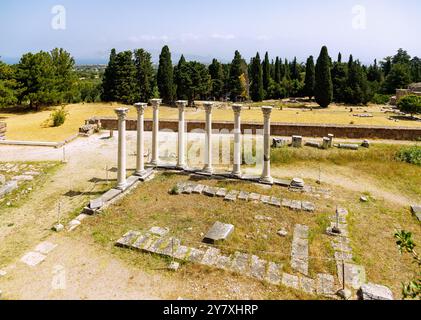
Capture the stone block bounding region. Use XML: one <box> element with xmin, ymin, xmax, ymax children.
<box><xmin>216</xmin><ymin>188</ymin><xmax>227</xmax><ymax>198</ymax></box>
<box><xmin>230</xmin><ymin>252</ymin><xmax>251</xmax><ymax>275</ymax></box>
<box><xmin>317</xmin><ymin>274</ymin><xmax>335</xmax><ymax>296</ymax></box>
<box><xmin>249</xmin><ymin>193</ymin><xmax>261</xmax><ymax>202</ymax></box>
<box><xmin>282</xmin><ymin>273</ymin><xmax>299</xmax><ymax>289</ymax></box>
<box><xmin>203</xmin><ymin>186</ymin><xmax>217</xmax><ymax>197</ymax></box>
<box><xmin>192</xmin><ymin>184</ymin><xmax>205</xmax><ymax>194</ymax></box>
<box><xmin>20</xmin><ymin>252</ymin><xmax>46</xmax><ymax>267</ymax></box>
<box><xmin>89</xmin><ymin>197</ymin><xmax>104</xmax><ymax>210</ymax></box>
<box><xmin>35</xmin><ymin>242</ymin><xmax>57</xmax><ymax>255</ymax></box>
<box><xmin>224</xmin><ymin>190</ymin><xmax>239</xmax><ymax>202</ymax></box>
<box><xmin>300</xmin><ymin>276</ymin><xmax>316</xmax><ymax>295</ymax></box>
<box><xmin>358</xmin><ymin>283</ymin><xmax>394</xmax><ymax>300</ymax></box>
<box><xmin>337</xmin><ymin>263</ymin><xmax>366</xmax><ymax>290</ymax></box>
<box><xmin>266</xmin><ymin>262</ymin><xmax>282</xmax><ymax>285</ymax></box>
<box><xmin>260</xmin><ymin>195</ymin><xmax>271</xmax><ymax>204</ymax></box>
<box><xmin>201</xmin><ymin>247</ymin><xmax>221</xmax><ymax>266</ymax></box>
<box><xmin>116</xmin><ymin>231</ymin><xmax>142</xmax><ymax>248</ymax></box>
<box><xmin>149</xmin><ymin>226</ymin><xmax>169</xmax><ymax>237</ymax></box>
<box><xmin>187</xmin><ymin>248</ymin><xmax>205</xmax><ymax>263</ymax></box>
<box><xmin>292</xmin><ymin>136</ymin><xmax>303</xmax><ymax>148</ymax></box>
<box><xmin>215</xmin><ymin>255</ymin><xmax>233</xmax><ymax>270</ymax></box>
<box><xmin>0</xmin><ymin>180</ymin><xmax>18</xmax><ymax>198</ymax></box>
<box><xmin>250</xmin><ymin>255</ymin><xmax>267</xmax><ymax>281</ymax></box>
<box><xmin>172</xmin><ymin>245</ymin><xmax>189</xmax><ymax>260</ymax></box>
<box><xmin>203</xmin><ymin>222</ymin><xmax>234</xmax><ymax>244</ymax></box>
<box><xmin>302</xmin><ymin>201</ymin><xmax>315</xmax><ymax>212</ymax></box>
<box><xmin>67</xmin><ymin>219</ymin><xmax>81</xmax><ymax>232</ymax></box>
<box><xmin>270</xmin><ymin>196</ymin><xmax>281</xmax><ymax>207</ymax></box>
<box><xmin>238</xmin><ymin>191</ymin><xmax>250</xmax><ymax>201</ymax></box>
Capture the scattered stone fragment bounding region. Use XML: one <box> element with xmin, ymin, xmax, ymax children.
<box><xmin>0</xmin><ymin>181</ymin><xmax>18</xmax><ymax>198</ymax></box>
<box><xmin>290</xmin><ymin>178</ymin><xmax>305</xmax><ymax>189</ymax></box>
<box><xmin>203</xmin><ymin>221</ymin><xmax>234</xmax><ymax>244</ymax></box>
<box><xmin>201</xmin><ymin>247</ymin><xmax>221</xmax><ymax>266</ymax></box>
<box><xmin>358</xmin><ymin>283</ymin><xmax>394</xmax><ymax>300</ymax></box>
<box><xmin>277</xmin><ymin>228</ymin><xmax>288</xmax><ymax>237</ymax></box>
<box><xmin>53</xmin><ymin>224</ymin><xmax>64</xmax><ymax>232</ymax></box>
<box><xmin>20</xmin><ymin>251</ymin><xmax>46</xmax><ymax>267</ymax></box>
<box><xmin>255</xmin><ymin>215</ymin><xmax>273</xmax><ymax>221</ymax></box>
<box><xmin>282</xmin><ymin>273</ymin><xmax>299</xmax><ymax>289</ymax></box>
<box><xmin>168</xmin><ymin>261</ymin><xmax>180</xmax><ymax>271</ymax></box>
<box><xmin>360</xmin><ymin>195</ymin><xmax>369</xmax><ymax>203</ymax></box>
<box><xmin>317</xmin><ymin>274</ymin><xmax>335</xmax><ymax>296</ymax></box>
<box><xmin>149</xmin><ymin>226</ymin><xmax>170</xmax><ymax>237</ymax></box>
<box><xmin>12</xmin><ymin>175</ymin><xmax>34</xmax><ymax>182</ymax></box>
<box><xmin>67</xmin><ymin>219</ymin><xmax>81</xmax><ymax>232</ymax></box>
<box><xmin>337</xmin><ymin>288</ymin><xmax>352</xmax><ymax>300</ymax></box>
<box><xmin>411</xmin><ymin>205</ymin><xmax>421</xmax><ymax>222</ymax></box>
<box><xmin>35</xmin><ymin>242</ymin><xmax>57</xmax><ymax>255</ymax></box>
<box><xmin>0</xmin><ymin>270</ymin><xmax>7</xmax><ymax>277</ymax></box>
<box><xmin>361</xmin><ymin>140</ymin><xmax>370</xmax><ymax>148</ymax></box>
<box><xmin>292</xmin><ymin>135</ymin><xmax>303</xmax><ymax>148</ymax></box>
<box><xmin>272</xmin><ymin>138</ymin><xmax>287</xmax><ymax>148</ymax></box>
<box><xmin>116</xmin><ymin>231</ymin><xmax>142</xmax><ymax>248</ymax></box>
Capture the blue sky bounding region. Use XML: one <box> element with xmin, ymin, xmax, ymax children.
<box><xmin>0</xmin><ymin>0</ymin><xmax>420</xmax><ymax>64</ymax></box>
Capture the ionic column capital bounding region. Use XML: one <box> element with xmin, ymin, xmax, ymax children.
<box><xmin>150</xmin><ymin>98</ymin><xmax>162</xmax><ymax>110</ymax></box>
<box><xmin>232</xmin><ymin>104</ymin><xmax>243</xmax><ymax>115</ymax></box>
<box><xmin>134</xmin><ymin>102</ymin><xmax>147</xmax><ymax>115</ymax></box>
<box><xmin>204</xmin><ymin>102</ymin><xmax>214</xmax><ymax>114</ymax></box>
<box><xmin>176</xmin><ymin>100</ymin><xmax>188</xmax><ymax>111</ymax></box>
<box><xmin>114</xmin><ymin>107</ymin><xmax>129</xmax><ymax>120</ymax></box>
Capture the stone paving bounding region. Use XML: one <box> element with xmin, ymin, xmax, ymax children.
<box><xmin>172</xmin><ymin>182</ymin><xmax>316</xmax><ymax>213</ymax></box>
<box><xmin>116</xmin><ymin>228</ymin><xmax>336</xmax><ymax>298</ymax></box>
<box><xmin>291</xmin><ymin>224</ymin><xmax>309</xmax><ymax>276</ymax></box>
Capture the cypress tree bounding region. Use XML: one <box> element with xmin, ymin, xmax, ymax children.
<box><xmin>274</xmin><ymin>57</ymin><xmax>281</xmax><ymax>84</ymax></box>
<box><xmin>174</xmin><ymin>55</ymin><xmax>188</xmax><ymax>100</ymax></box>
<box><xmin>331</xmin><ymin>53</ymin><xmax>348</xmax><ymax>102</ymax></box>
<box><xmin>250</xmin><ymin>53</ymin><xmax>264</xmax><ymax>102</ymax></box>
<box><xmin>157</xmin><ymin>45</ymin><xmax>174</xmax><ymax>104</ymax></box>
<box><xmin>229</xmin><ymin>50</ymin><xmax>244</xmax><ymax>102</ymax></box>
<box><xmin>134</xmin><ymin>49</ymin><xmax>155</xmax><ymax>103</ymax></box>
<box><xmin>113</xmin><ymin>50</ymin><xmax>137</xmax><ymax>105</ymax></box>
<box><xmin>208</xmin><ymin>58</ymin><xmax>225</xmax><ymax>100</ymax></box>
<box><xmin>303</xmin><ymin>56</ymin><xmax>315</xmax><ymax>99</ymax></box>
<box><xmin>262</xmin><ymin>52</ymin><xmax>271</xmax><ymax>94</ymax></box>
<box><xmin>284</xmin><ymin>58</ymin><xmax>290</xmax><ymax>80</ymax></box>
<box><xmin>315</xmin><ymin>46</ymin><xmax>333</xmax><ymax>108</ymax></box>
<box><xmin>101</xmin><ymin>48</ymin><xmax>117</xmax><ymax>101</ymax></box>
<box><xmin>291</xmin><ymin>57</ymin><xmax>301</xmax><ymax>80</ymax></box>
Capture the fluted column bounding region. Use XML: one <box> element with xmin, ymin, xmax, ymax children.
<box><xmin>203</xmin><ymin>102</ymin><xmax>214</xmax><ymax>174</ymax></box>
<box><xmin>134</xmin><ymin>103</ymin><xmax>147</xmax><ymax>175</ymax></box>
<box><xmin>176</xmin><ymin>100</ymin><xmax>188</xmax><ymax>169</ymax></box>
<box><xmin>232</xmin><ymin>104</ymin><xmax>242</xmax><ymax>177</ymax></box>
<box><xmin>114</xmin><ymin>107</ymin><xmax>129</xmax><ymax>190</ymax></box>
<box><xmin>150</xmin><ymin>98</ymin><xmax>162</xmax><ymax>166</ymax></box>
<box><xmin>260</xmin><ymin>106</ymin><xmax>274</xmax><ymax>184</ymax></box>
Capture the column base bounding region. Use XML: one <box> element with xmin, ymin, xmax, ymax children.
<box><xmin>231</xmin><ymin>171</ymin><xmax>242</xmax><ymax>179</ymax></box>
<box><xmin>202</xmin><ymin>166</ymin><xmax>214</xmax><ymax>175</ymax></box>
<box><xmin>149</xmin><ymin>161</ymin><xmax>158</xmax><ymax>167</ymax></box>
<box><xmin>134</xmin><ymin>170</ymin><xmax>147</xmax><ymax>177</ymax></box>
<box><xmin>259</xmin><ymin>176</ymin><xmax>274</xmax><ymax>185</ymax></box>
<box><xmin>116</xmin><ymin>182</ymin><xmax>128</xmax><ymax>191</ymax></box>
<box><xmin>175</xmin><ymin>164</ymin><xmax>187</xmax><ymax>171</ymax></box>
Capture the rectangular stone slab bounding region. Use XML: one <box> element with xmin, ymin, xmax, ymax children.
<box><xmin>337</xmin><ymin>263</ymin><xmax>366</xmax><ymax>290</ymax></box>
<box><xmin>317</xmin><ymin>274</ymin><xmax>335</xmax><ymax>296</ymax></box>
<box><xmin>215</xmin><ymin>255</ymin><xmax>233</xmax><ymax>270</ymax></box>
<box><xmin>193</xmin><ymin>184</ymin><xmax>205</xmax><ymax>194</ymax></box>
<box><xmin>116</xmin><ymin>231</ymin><xmax>142</xmax><ymax>248</ymax></box>
<box><xmin>266</xmin><ymin>262</ymin><xmax>282</xmax><ymax>285</ymax></box>
<box><xmin>187</xmin><ymin>248</ymin><xmax>205</xmax><ymax>263</ymax></box>
<box><xmin>20</xmin><ymin>251</ymin><xmax>46</xmax><ymax>267</ymax></box>
<box><xmin>132</xmin><ymin>233</ymin><xmax>156</xmax><ymax>251</ymax></box>
<box><xmin>172</xmin><ymin>245</ymin><xmax>189</xmax><ymax>260</ymax></box>
<box><xmin>158</xmin><ymin>238</ymin><xmax>181</xmax><ymax>256</ymax></box>
<box><xmin>230</xmin><ymin>252</ymin><xmax>250</xmax><ymax>275</ymax></box>
<box><xmin>282</xmin><ymin>273</ymin><xmax>299</xmax><ymax>289</ymax></box>
<box><xmin>260</xmin><ymin>195</ymin><xmax>271</xmax><ymax>204</ymax></box>
<box><xmin>203</xmin><ymin>222</ymin><xmax>234</xmax><ymax>244</ymax></box>
<box><xmin>89</xmin><ymin>197</ymin><xmax>104</xmax><ymax>210</ymax></box>
<box><xmin>358</xmin><ymin>283</ymin><xmax>394</xmax><ymax>300</ymax></box>
<box><xmin>35</xmin><ymin>241</ymin><xmax>57</xmax><ymax>255</ymax></box>
<box><xmin>250</xmin><ymin>255</ymin><xmax>267</xmax><ymax>281</ymax></box>
<box><xmin>300</xmin><ymin>276</ymin><xmax>316</xmax><ymax>295</ymax></box>
<box><xmin>149</xmin><ymin>226</ymin><xmax>169</xmax><ymax>237</ymax></box>
<box><xmin>249</xmin><ymin>193</ymin><xmax>261</xmax><ymax>202</ymax></box>
<box><xmin>203</xmin><ymin>186</ymin><xmax>217</xmax><ymax>197</ymax></box>
<box><xmin>238</xmin><ymin>191</ymin><xmax>250</xmax><ymax>201</ymax></box>
<box><xmin>224</xmin><ymin>190</ymin><xmax>239</xmax><ymax>202</ymax></box>
<box><xmin>216</xmin><ymin>188</ymin><xmax>227</xmax><ymax>198</ymax></box>
<box><xmin>101</xmin><ymin>188</ymin><xmax>122</xmax><ymax>203</ymax></box>
<box><xmin>302</xmin><ymin>201</ymin><xmax>316</xmax><ymax>212</ymax></box>
<box><xmin>270</xmin><ymin>197</ymin><xmax>281</xmax><ymax>207</ymax></box>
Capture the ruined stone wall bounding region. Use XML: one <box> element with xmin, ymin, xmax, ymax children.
<box><xmin>91</xmin><ymin>117</ymin><xmax>421</xmax><ymax>141</ymax></box>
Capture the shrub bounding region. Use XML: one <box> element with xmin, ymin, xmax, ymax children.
<box><xmin>396</xmin><ymin>146</ymin><xmax>421</xmax><ymax>166</ymax></box>
<box><xmin>371</xmin><ymin>93</ymin><xmax>391</xmax><ymax>105</ymax></box>
<box><xmin>50</xmin><ymin>106</ymin><xmax>69</xmax><ymax>127</ymax></box>
<box><xmin>398</xmin><ymin>95</ymin><xmax>421</xmax><ymax>116</ymax></box>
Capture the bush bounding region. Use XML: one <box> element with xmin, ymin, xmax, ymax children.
<box><xmin>396</xmin><ymin>146</ymin><xmax>421</xmax><ymax>166</ymax></box>
<box><xmin>371</xmin><ymin>93</ymin><xmax>391</xmax><ymax>105</ymax></box>
<box><xmin>50</xmin><ymin>106</ymin><xmax>69</xmax><ymax>127</ymax></box>
<box><xmin>398</xmin><ymin>95</ymin><xmax>421</xmax><ymax>116</ymax></box>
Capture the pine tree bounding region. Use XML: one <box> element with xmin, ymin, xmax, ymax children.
<box><xmin>229</xmin><ymin>50</ymin><xmax>244</xmax><ymax>102</ymax></box>
<box><xmin>134</xmin><ymin>49</ymin><xmax>155</xmax><ymax>103</ymax></box>
<box><xmin>303</xmin><ymin>56</ymin><xmax>315</xmax><ymax>99</ymax></box>
<box><xmin>262</xmin><ymin>52</ymin><xmax>271</xmax><ymax>95</ymax></box>
<box><xmin>157</xmin><ymin>45</ymin><xmax>174</xmax><ymax>104</ymax></box>
<box><xmin>101</xmin><ymin>48</ymin><xmax>117</xmax><ymax>102</ymax></box>
<box><xmin>314</xmin><ymin>46</ymin><xmax>333</xmax><ymax>108</ymax></box>
<box><xmin>250</xmin><ymin>53</ymin><xmax>264</xmax><ymax>102</ymax></box>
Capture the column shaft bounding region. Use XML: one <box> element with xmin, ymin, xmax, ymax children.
<box><xmin>203</xmin><ymin>103</ymin><xmax>214</xmax><ymax>173</ymax></box>
<box><xmin>115</xmin><ymin>108</ymin><xmax>129</xmax><ymax>190</ymax></box>
<box><xmin>232</xmin><ymin>104</ymin><xmax>242</xmax><ymax>177</ymax></box>
<box><xmin>260</xmin><ymin>106</ymin><xmax>273</xmax><ymax>184</ymax></box>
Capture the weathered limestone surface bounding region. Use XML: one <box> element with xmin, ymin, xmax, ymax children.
<box><xmin>358</xmin><ymin>283</ymin><xmax>394</xmax><ymax>300</ymax></box>
<box><xmin>282</xmin><ymin>273</ymin><xmax>299</xmax><ymax>289</ymax></box>
<box><xmin>317</xmin><ymin>273</ymin><xmax>335</xmax><ymax>296</ymax></box>
<box><xmin>35</xmin><ymin>242</ymin><xmax>57</xmax><ymax>255</ymax></box>
<box><xmin>291</xmin><ymin>224</ymin><xmax>309</xmax><ymax>275</ymax></box>
<box><xmin>20</xmin><ymin>252</ymin><xmax>46</xmax><ymax>267</ymax></box>
<box><xmin>116</xmin><ymin>231</ymin><xmax>142</xmax><ymax>247</ymax></box>
<box><xmin>203</xmin><ymin>222</ymin><xmax>234</xmax><ymax>244</ymax></box>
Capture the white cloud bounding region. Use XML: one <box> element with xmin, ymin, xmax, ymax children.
<box><xmin>211</xmin><ymin>33</ymin><xmax>236</xmax><ymax>40</ymax></box>
<box><xmin>128</xmin><ymin>35</ymin><xmax>169</xmax><ymax>43</ymax></box>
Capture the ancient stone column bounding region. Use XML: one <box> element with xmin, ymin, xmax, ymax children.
<box><xmin>134</xmin><ymin>103</ymin><xmax>147</xmax><ymax>175</ymax></box>
<box><xmin>232</xmin><ymin>104</ymin><xmax>243</xmax><ymax>177</ymax></box>
<box><xmin>176</xmin><ymin>100</ymin><xmax>188</xmax><ymax>169</ymax></box>
<box><xmin>260</xmin><ymin>106</ymin><xmax>274</xmax><ymax>184</ymax></box>
<box><xmin>114</xmin><ymin>107</ymin><xmax>129</xmax><ymax>190</ymax></box>
<box><xmin>150</xmin><ymin>99</ymin><xmax>162</xmax><ymax>166</ymax></box>
<box><xmin>203</xmin><ymin>102</ymin><xmax>214</xmax><ymax>174</ymax></box>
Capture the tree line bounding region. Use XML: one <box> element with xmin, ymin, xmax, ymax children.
<box><xmin>1</xmin><ymin>46</ymin><xmax>421</xmax><ymax>110</ymax></box>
